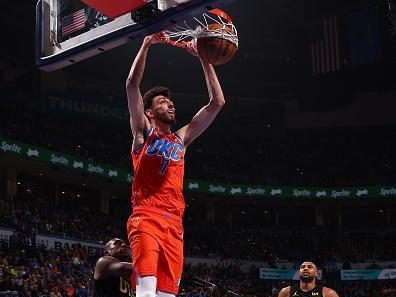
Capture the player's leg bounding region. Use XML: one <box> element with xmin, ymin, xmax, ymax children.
<box><xmin>127</xmin><ymin>216</ymin><xmax>160</xmax><ymax>297</ymax></box>
<box><xmin>137</xmin><ymin>275</ymin><xmax>157</xmax><ymax>297</ymax></box>
<box><xmin>130</xmin><ymin>232</ymin><xmax>159</xmax><ymax>297</ymax></box>
<box><xmin>156</xmin><ymin>221</ymin><xmax>184</xmax><ymax>296</ymax></box>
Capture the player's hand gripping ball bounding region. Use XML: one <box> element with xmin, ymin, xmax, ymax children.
<box><xmin>196</xmin><ymin>23</ymin><xmax>238</xmax><ymax>65</ymax></box>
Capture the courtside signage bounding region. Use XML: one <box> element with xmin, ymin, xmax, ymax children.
<box><xmin>35</xmin><ymin>234</ymin><xmax>103</xmax><ymax>256</ymax></box>
<box><xmin>341</xmin><ymin>269</ymin><xmax>396</xmax><ymax>280</ymax></box>
<box><xmin>0</xmin><ymin>228</ymin><xmax>14</xmax><ymax>242</ymax></box>
<box><xmin>259</xmin><ymin>268</ymin><xmax>322</xmax><ymax>280</ymax></box>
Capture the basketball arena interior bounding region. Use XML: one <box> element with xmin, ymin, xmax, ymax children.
<box><xmin>1</xmin><ymin>0</ymin><xmax>396</xmax><ymax>296</ymax></box>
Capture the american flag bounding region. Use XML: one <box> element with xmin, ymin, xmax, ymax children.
<box><xmin>62</xmin><ymin>8</ymin><xmax>86</xmax><ymax>38</ymax></box>
<box><xmin>310</xmin><ymin>17</ymin><xmax>341</xmax><ymax>76</ymax></box>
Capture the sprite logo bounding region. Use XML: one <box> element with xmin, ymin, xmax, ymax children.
<box><xmin>271</xmin><ymin>189</ymin><xmax>282</xmax><ymax>196</ymax></box>
<box><xmin>293</xmin><ymin>189</ymin><xmax>311</xmax><ymax>197</ymax></box>
<box><xmin>230</xmin><ymin>187</ymin><xmax>242</xmax><ymax>195</ymax></box>
<box><xmin>27</xmin><ymin>148</ymin><xmax>39</xmax><ymax>157</ymax></box>
<box><xmin>380</xmin><ymin>188</ymin><xmax>396</xmax><ymax>196</ymax></box>
<box><xmin>50</xmin><ymin>154</ymin><xmax>69</xmax><ymax>165</ymax></box>
<box><xmin>356</xmin><ymin>189</ymin><xmax>368</xmax><ymax>197</ymax></box>
<box><xmin>188</xmin><ymin>182</ymin><xmax>199</xmax><ymax>190</ymax></box>
<box><xmin>209</xmin><ymin>185</ymin><xmax>226</xmax><ymax>193</ymax></box>
<box><xmin>331</xmin><ymin>190</ymin><xmax>351</xmax><ymax>198</ymax></box>
<box><xmin>73</xmin><ymin>161</ymin><xmax>84</xmax><ymax>169</ymax></box>
<box><xmin>1</xmin><ymin>141</ymin><xmax>22</xmax><ymax>154</ymax></box>
<box><xmin>87</xmin><ymin>164</ymin><xmax>105</xmax><ymax>174</ymax></box>
<box><xmin>246</xmin><ymin>187</ymin><xmax>266</xmax><ymax>196</ymax></box>
<box><xmin>108</xmin><ymin>170</ymin><xmax>118</xmax><ymax>177</ymax></box>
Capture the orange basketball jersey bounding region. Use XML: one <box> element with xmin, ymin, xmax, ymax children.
<box><xmin>131</xmin><ymin>127</ymin><xmax>185</xmax><ymax>218</ymax></box>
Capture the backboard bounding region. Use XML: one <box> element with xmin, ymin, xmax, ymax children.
<box><xmin>36</xmin><ymin>0</ymin><xmax>235</xmax><ymax>71</ymax></box>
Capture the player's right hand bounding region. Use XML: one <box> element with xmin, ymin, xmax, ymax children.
<box><xmin>144</xmin><ymin>32</ymin><xmax>170</xmax><ymax>45</ymax></box>
<box><xmin>143</xmin><ymin>34</ymin><xmax>161</xmax><ymax>45</ymax></box>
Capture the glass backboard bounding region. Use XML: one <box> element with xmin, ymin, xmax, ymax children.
<box><xmin>36</xmin><ymin>0</ymin><xmax>234</xmax><ymax>71</ymax></box>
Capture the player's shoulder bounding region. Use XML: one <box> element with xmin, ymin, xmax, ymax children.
<box><xmin>96</xmin><ymin>256</ymin><xmax>119</xmax><ymax>267</ymax></box>
<box><xmin>278</xmin><ymin>286</ymin><xmax>291</xmax><ymax>297</ymax></box>
<box><xmin>323</xmin><ymin>287</ymin><xmax>339</xmax><ymax>297</ymax></box>
<box><xmin>94</xmin><ymin>256</ymin><xmax>119</xmax><ymax>280</ymax></box>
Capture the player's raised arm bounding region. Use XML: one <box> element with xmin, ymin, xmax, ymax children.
<box><xmin>177</xmin><ymin>42</ymin><xmax>225</xmax><ymax>147</ymax></box>
<box><xmin>125</xmin><ymin>36</ymin><xmax>156</xmax><ymax>150</ymax></box>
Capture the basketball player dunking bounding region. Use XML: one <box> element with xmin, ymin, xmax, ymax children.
<box><xmin>278</xmin><ymin>261</ymin><xmax>339</xmax><ymax>297</ymax></box>
<box><xmin>125</xmin><ymin>34</ymin><xmax>225</xmax><ymax>297</ymax></box>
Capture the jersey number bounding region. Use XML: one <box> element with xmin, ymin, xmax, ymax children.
<box><xmin>160</xmin><ymin>158</ymin><xmax>170</xmax><ymax>175</ymax></box>
<box><xmin>119</xmin><ymin>278</ymin><xmax>134</xmax><ymax>297</ymax></box>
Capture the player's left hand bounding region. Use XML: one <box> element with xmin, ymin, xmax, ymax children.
<box><xmin>143</xmin><ymin>34</ymin><xmax>159</xmax><ymax>46</ymax></box>
<box><xmin>186</xmin><ymin>39</ymin><xmax>199</xmax><ymax>57</ymax></box>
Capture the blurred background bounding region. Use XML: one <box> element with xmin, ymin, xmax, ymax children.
<box><xmin>1</xmin><ymin>0</ymin><xmax>396</xmax><ymax>296</ymax></box>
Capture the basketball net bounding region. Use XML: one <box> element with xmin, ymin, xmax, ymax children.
<box><xmin>155</xmin><ymin>8</ymin><xmax>238</xmax><ymax>49</ymax></box>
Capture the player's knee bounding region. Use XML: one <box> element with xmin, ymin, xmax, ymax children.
<box><xmin>136</xmin><ymin>286</ymin><xmax>156</xmax><ymax>297</ymax></box>
<box><xmin>136</xmin><ymin>276</ymin><xmax>157</xmax><ymax>297</ymax></box>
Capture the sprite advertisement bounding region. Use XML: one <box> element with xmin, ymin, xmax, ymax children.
<box><xmin>2</xmin><ymin>137</ymin><xmax>396</xmax><ymax>198</ymax></box>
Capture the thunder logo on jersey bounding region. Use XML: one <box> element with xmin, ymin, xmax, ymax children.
<box><xmin>146</xmin><ymin>136</ymin><xmax>183</xmax><ymax>161</ymax></box>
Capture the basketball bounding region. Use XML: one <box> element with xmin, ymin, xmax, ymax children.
<box><xmin>197</xmin><ymin>23</ymin><xmax>238</xmax><ymax>65</ymax></box>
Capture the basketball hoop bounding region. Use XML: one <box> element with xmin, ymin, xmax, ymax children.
<box><xmin>155</xmin><ymin>8</ymin><xmax>238</xmax><ymax>49</ymax></box>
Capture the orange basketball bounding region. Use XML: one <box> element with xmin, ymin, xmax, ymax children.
<box><xmin>197</xmin><ymin>23</ymin><xmax>238</xmax><ymax>65</ymax></box>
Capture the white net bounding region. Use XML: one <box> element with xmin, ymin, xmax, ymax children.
<box><xmin>160</xmin><ymin>9</ymin><xmax>238</xmax><ymax>48</ymax></box>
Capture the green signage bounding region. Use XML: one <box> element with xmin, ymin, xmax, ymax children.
<box><xmin>2</xmin><ymin>137</ymin><xmax>396</xmax><ymax>198</ymax></box>
<box><xmin>0</xmin><ymin>137</ymin><xmax>132</xmax><ymax>183</ymax></box>
<box><xmin>185</xmin><ymin>179</ymin><xmax>396</xmax><ymax>198</ymax></box>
